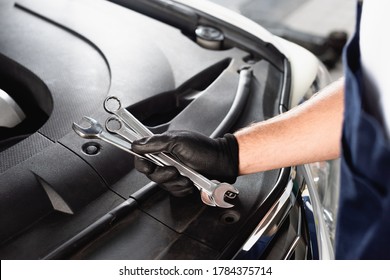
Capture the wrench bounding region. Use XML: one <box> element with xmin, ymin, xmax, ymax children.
<box><xmin>104</xmin><ymin>98</ymin><xmax>239</xmax><ymax>208</ymax></box>
<box><xmin>72</xmin><ymin>116</ymin><xmax>163</xmax><ymax>167</ymax></box>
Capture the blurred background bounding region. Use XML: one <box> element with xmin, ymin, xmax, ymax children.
<box><xmin>209</xmin><ymin>0</ymin><xmax>356</xmax><ymax>81</ymax></box>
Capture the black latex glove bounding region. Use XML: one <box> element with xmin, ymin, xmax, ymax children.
<box><xmin>132</xmin><ymin>130</ymin><xmax>239</xmax><ymax>197</ymax></box>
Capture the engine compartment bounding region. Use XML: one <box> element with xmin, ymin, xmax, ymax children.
<box><xmin>0</xmin><ymin>0</ymin><xmax>291</xmax><ymax>259</ymax></box>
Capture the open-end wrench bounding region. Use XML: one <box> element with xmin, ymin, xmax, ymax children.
<box><xmin>104</xmin><ymin>100</ymin><xmax>239</xmax><ymax>208</ymax></box>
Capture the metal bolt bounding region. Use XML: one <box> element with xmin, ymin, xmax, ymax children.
<box><xmin>82</xmin><ymin>142</ymin><xmax>100</xmax><ymax>155</ymax></box>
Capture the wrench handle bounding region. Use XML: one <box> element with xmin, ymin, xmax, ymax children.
<box><xmin>116</xmin><ymin>108</ymin><xmax>153</xmax><ymax>137</ymax></box>
<box><xmin>98</xmin><ymin>131</ymin><xmax>162</xmax><ymax>166</ymax></box>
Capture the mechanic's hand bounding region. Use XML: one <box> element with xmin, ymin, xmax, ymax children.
<box><xmin>132</xmin><ymin>130</ymin><xmax>239</xmax><ymax>197</ymax></box>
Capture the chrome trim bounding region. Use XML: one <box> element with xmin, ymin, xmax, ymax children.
<box><xmin>284</xmin><ymin>205</ymin><xmax>303</xmax><ymax>260</ymax></box>
<box><xmin>284</xmin><ymin>237</ymin><xmax>301</xmax><ymax>260</ymax></box>
<box><xmin>240</xmin><ymin>175</ymin><xmax>294</xmax><ymax>252</ymax></box>
<box><xmin>299</xmin><ymin>164</ymin><xmax>334</xmax><ymax>259</ymax></box>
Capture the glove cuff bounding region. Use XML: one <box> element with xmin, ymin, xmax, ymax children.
<box><xmin>221</xmin><ymin>133</ymin><xmax>239</xmax><ymax>183</ymax></box>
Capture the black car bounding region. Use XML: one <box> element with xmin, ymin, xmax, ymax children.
<box><xmin>0</xmin><ymin>0</ymin><xmax>336</xmax><ymax>259</ymax></box>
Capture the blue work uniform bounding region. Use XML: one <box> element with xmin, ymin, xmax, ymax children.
<box><xmin>336</xmin><ymin>1</ymin><xmax>390</xmax><ymax>259</ymax></box>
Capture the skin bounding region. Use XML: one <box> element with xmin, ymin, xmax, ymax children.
<box><xmin>235</xmin><ymin>78</ymin><xmax>345</xmax><ymax>175</ymax></box>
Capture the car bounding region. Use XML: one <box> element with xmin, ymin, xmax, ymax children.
<box><xmin>0</xmin><ymin>0</ymin><xmax>337</xmax><ymax>259</ymax></box>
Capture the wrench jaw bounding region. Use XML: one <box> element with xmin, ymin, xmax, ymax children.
<box><xmin>198</xmin><ymin>182</ymin><xmax>239</xmax><ymax>208</ymax></box>
<box><xmin>72</xmin><ymin>116</ymin><xmax>103</xmax><ymax>138</ymax></box>
<box><xmin>211</xmin><ymin>182</ymin><xmax>239</xmax><ymax>209</ymax></box>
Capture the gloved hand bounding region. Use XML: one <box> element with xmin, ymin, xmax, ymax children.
<box><xmin>132</xmin><ymin>130</ymin><xmax>239</xmax><ymax>197</ymax></box>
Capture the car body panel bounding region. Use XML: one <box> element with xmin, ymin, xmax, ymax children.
<box><xmin>0</xmin><ymin>0</ymin><xmax>327</xmax><ymax>259</ymax></box>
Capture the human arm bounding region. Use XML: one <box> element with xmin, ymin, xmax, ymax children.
<box><xmin>132</xmin><ymin>79</ymin><xmax>344</xmax><ymax>195</ymax></box>
<box><xmin>236</xmin><ymin>78</ymin><xmax>344</xmax><ymax>174</ymax></box>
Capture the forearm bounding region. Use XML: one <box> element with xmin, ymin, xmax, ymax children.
<box><xmin>235</xmin><ymin>78</ymin><xmax>344</xmax><ymax>175</ymax></box>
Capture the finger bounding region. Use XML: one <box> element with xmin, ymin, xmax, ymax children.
<box><xmin>143</xmin><ymin>165</ymin><xmax>194</xmax><ymax>197</ymax></box>
<box><xmin>147</xmin><ymin>165</ymin><xmax>181</xmax><ymax>184</ymax></box>
<box><xmin>162</xmin><ymin>176</ymin><xmax>194</xmax><ymax>197</ymax></box>
<box><xmin>134</xmin><ymin>157</ymin><xmax>157</xmax><ymax>175</ymax></box>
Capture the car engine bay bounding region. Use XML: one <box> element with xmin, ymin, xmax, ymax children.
<box><xmin>0</xmin><ymin>0</ymin><xmax>309</xmax><ymax>259</ymax></box>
